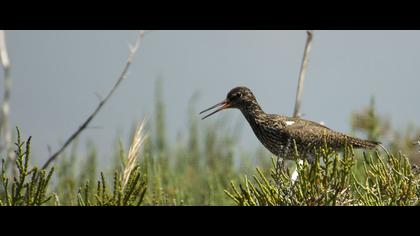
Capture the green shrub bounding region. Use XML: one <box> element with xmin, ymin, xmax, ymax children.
<box><xmin>77</xmin><ymin>167</ymin><xmax>147</xmax><ymax>206</ymax></box>
<box><xmin>225</xmin><ymin>145</ymin><xmax>419</xmax><ymax>206</ymax></box>
<box><xmin>0</xmin><ymin>127</ymin><xmax>54</xmax><ymax>206</ymax></box>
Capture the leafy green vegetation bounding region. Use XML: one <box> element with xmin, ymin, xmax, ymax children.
<box><xmin>225</xmin><ymin>146</ymin><xmax>419</xmax><ymax>206</ymax></box>
<box><xmin>0</xmin><ymin>128</ymin><xmax>54</xmax><ymax>206</ymax></box>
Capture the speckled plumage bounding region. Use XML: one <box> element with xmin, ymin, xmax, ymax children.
<box><xmin>201</xmin><ymin>86</ymin><xmax>380</xmax><ymax>161</ymax></box>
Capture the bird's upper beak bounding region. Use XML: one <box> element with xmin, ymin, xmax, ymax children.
<box><xmin>200</xmin><ymin>99</ymin><xmax>231</xmax><ymax>120</ymax></box>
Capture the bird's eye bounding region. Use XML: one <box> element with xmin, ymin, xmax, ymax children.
<box><xmin>233</xmin><ymin>93</ymin><xmax>241</xmax><ymax>100</ymax></box>
<box><xmin>228</xmin><ymin>92</ymin><xmax>243</xmax><ymax>101</ymax></box>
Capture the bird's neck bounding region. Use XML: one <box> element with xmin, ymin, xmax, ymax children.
<box><xmin>240</xmin><ymin>101</ymin><xmax>266</xmax><ymax>125</ymax></box>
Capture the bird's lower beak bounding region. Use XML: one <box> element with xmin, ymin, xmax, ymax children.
<box><xmin>200</xmin><ymin>99</ymin><xmax>231</xmax><ymax>120</ymax></box>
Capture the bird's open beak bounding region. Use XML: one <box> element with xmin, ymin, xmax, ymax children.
<box><xmin>200</xmin><ymin>99</ymin><xmax>231</xmax><ymax>120</ymax></box>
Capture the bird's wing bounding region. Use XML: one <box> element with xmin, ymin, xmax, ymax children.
<box><xmin>287</xmin><ymin>118</ymin><xmax>332</xmax><ymax>130</ymax></box>
<box><xmin>265</xmin><ymin>115</ymin><xmax>379</xmax><ymax>150</ymax></box>
<box><xmin>266</xmin><ymin>115</ymin><xmax>332</xmax><ymax>132</ymax></box>
<box><xmin>271</xmin><ymin>116</ymin><xmax>335</xmax><ymax>147</ymax></box>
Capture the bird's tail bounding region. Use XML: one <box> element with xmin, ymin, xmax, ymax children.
<box><xmin>345</xmin><ymin>136</ymin><xmax>381</xmax><ymax>149</ymax></box>
<box><xmin>344</xmin><ymin>135</ymin><xmax>393</xmax><ymax>156</ymax></box>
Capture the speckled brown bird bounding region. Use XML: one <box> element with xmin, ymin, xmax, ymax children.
<box><xmin>200</xmin><ymin>86</ymin><xmax>380</xmax><ymax>162</ymax></box>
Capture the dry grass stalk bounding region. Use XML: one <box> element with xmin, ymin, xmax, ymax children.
<box><xmin>122</xmin><ymin>119</ymin><xmax>147</xmax><ymax>190</ymax></box>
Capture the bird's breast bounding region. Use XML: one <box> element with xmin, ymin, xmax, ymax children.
<box><xmin>247</xmin><ymin>119</ymin><xmax>292</xmax><ymax>157</ymax></box>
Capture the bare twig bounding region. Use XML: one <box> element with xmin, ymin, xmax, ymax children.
<box><xmin>293</xmin><ymin>30</ymin><xmax>314</xmax><ymax>118</ymax></box>
<box><xmin>121</xmin><ymin>119</ymin><xmax>147</xmax><ymax>190</ymax></box>
<box><xmin>288</xmin><ymin>31</ymin><xmax>314</xmax><ymax>182</ymax></box>
<box><xmin>42</xmin><ymin>30</ymin><xmax>148</xmax><ymax>169</ymax></box>
<box><xmin>0</xmin><ymin>30</ymin><xmax>13</xmax><ymax>162</ymax></box>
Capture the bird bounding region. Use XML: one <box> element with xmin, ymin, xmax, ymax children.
<box><xmin>200</xmin><ymin>86</ymin><xmax>380</xmax><ymax>162</ymax></box>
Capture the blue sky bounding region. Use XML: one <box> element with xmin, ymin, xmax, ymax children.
<box><xmin>3</xmin><ymin>30</ymin><xmax>420</xmax><ymax>165</ymax></box>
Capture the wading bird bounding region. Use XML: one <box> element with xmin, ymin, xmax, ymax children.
<box><xmin>200</xmin><ymin>86</ymin><xmax>380</xmax><ymax>163</ymax></box>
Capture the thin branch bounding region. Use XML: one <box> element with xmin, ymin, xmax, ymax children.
<box><xmin>0</xmin><ymin>30</ymin><xmax>13</xmax><ymax>162</ymax></box>
<box><xmin>293</xmin><ymin>30</ymin><xmax>314</xmax><ymax>118</ymax></box>
<box><xmin>288</xmin><ymin>31</ymin><xmax>314</xmax><ymax>183</ymax></box>
<box><xmin>42</xmin><ymin>30</ymin><xmax>148</xmax><ymax>169</ymax></box>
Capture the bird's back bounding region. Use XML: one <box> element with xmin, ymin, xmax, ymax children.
<box><xmin>247</xmin><ymin>114</ymin><xmax>380</xmax><ymax>160</ymax></box>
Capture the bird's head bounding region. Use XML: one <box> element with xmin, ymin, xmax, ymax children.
<box><xmin>200</xmin><ymin>86</ymin><xmax>256</xmax><ymax>120</ymax></box>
